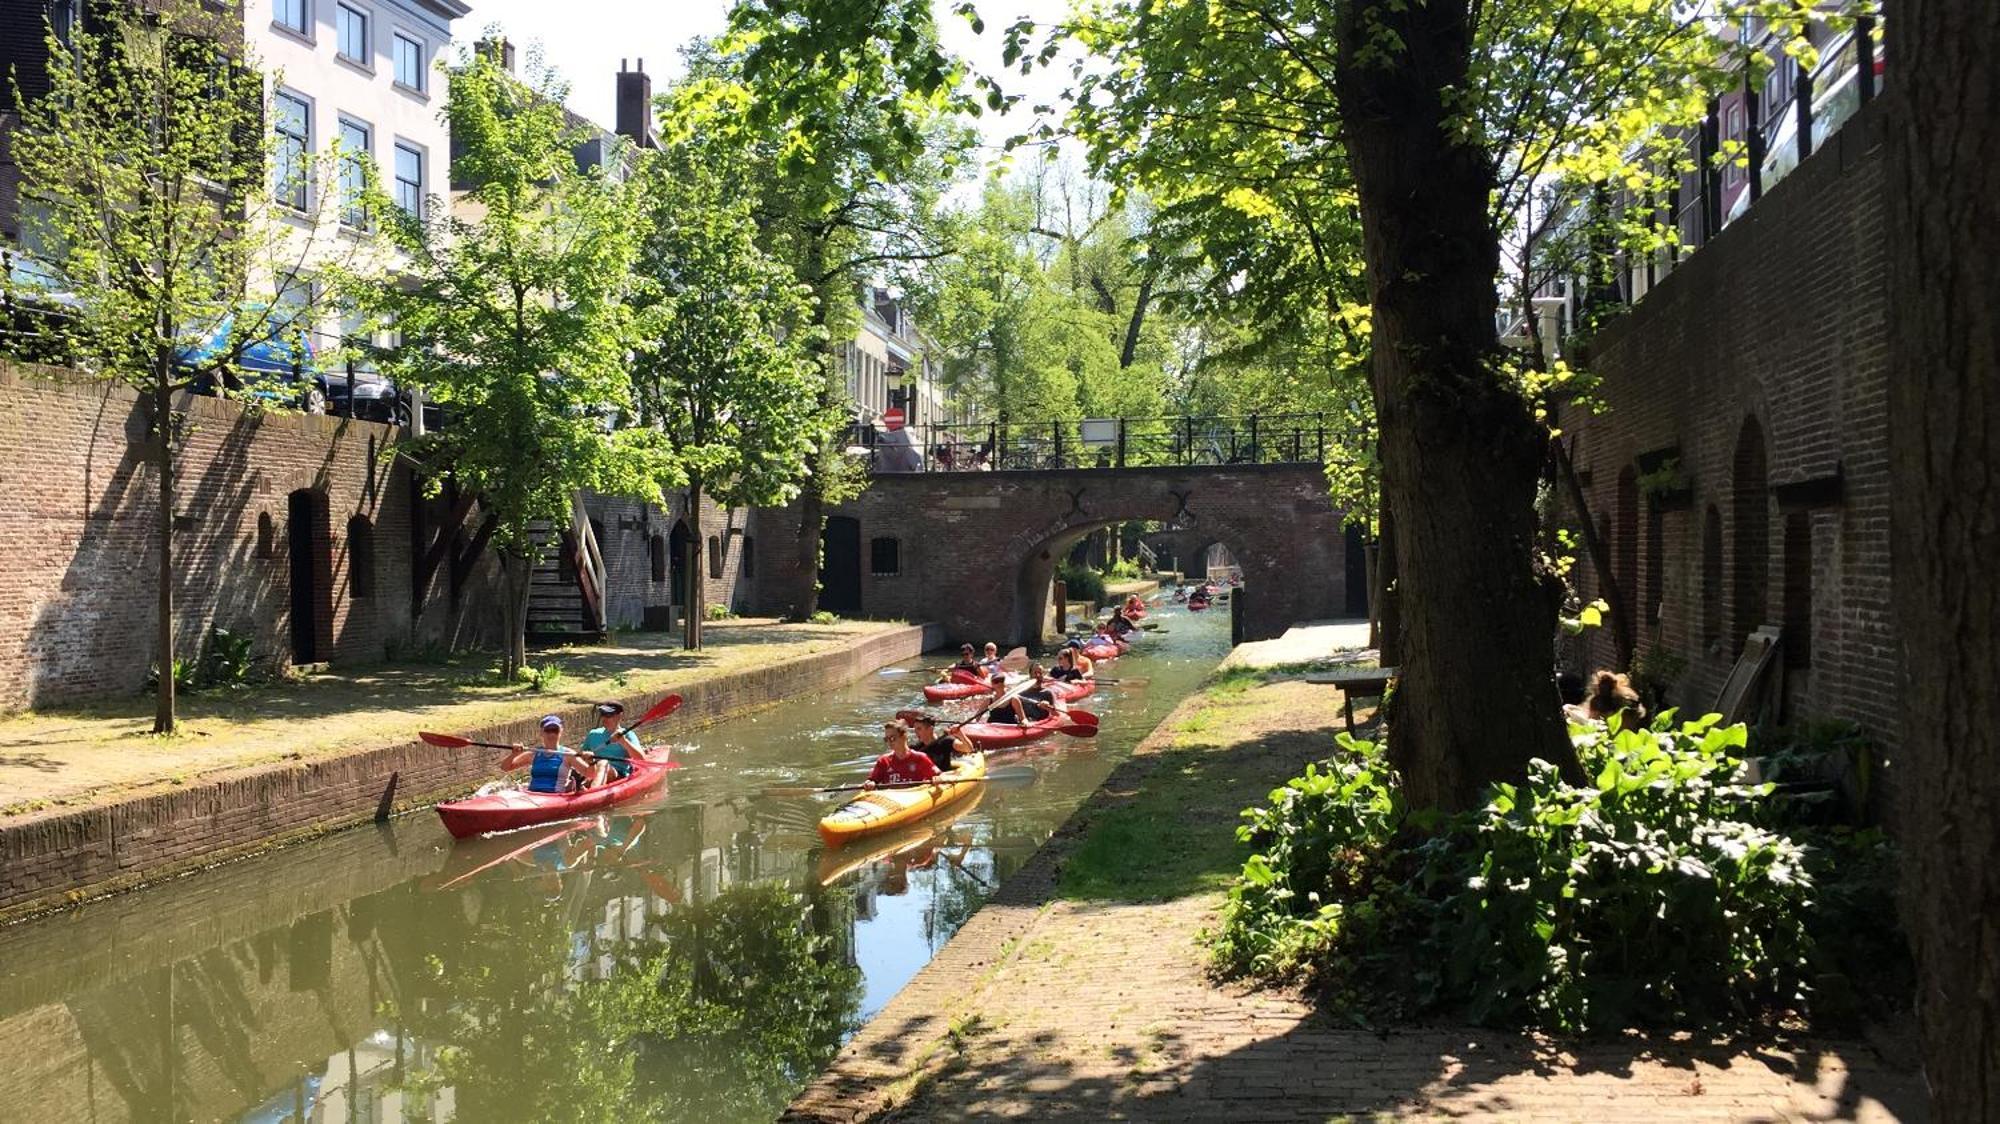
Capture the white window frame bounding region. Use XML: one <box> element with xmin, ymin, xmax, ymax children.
<box><xmin>273</xmin><ymin>89</ymin><xmax>313</xmax><ymax>211</ymax></box>
<box><xmin>392</xmin><ymin>140</ymin><xmax>425</xmax><ymax>218</ymax></box>
<box><xmin>335</xmin><ymin>2</ymin><xmax>370</xmax><ymax>66</ymax></box>
<box><xmin>337</xmin><ymin>116</ymin><xmax>373</xmax><ymax>229</ymax></box>
<box><xmin>392</xmin><ymin>31</ymin><xmax>426</xmax><ymax>92</ymax></box>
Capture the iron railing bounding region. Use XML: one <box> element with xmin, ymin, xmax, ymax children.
<box><xmin>859</xmin><ymin>413</ymin><xmax>1330</xmax><ymax>473</ymax></box>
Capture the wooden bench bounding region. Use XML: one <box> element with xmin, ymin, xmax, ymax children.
<box><xmin>1303</xmin><ymin>666</ymin><xmax>1398</xmax><ymax>734</ymax></box>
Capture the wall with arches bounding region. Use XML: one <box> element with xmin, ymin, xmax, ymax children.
<box><xmin>1559</xmin><ymin>99</ymin><xmax>1896</xmax><ymax>755</ymax></box>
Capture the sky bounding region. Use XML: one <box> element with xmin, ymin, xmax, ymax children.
<box><xmin>450</xmin><ymin>0</ymin><xmax>1079</xmax><ymax>173</ymax></box>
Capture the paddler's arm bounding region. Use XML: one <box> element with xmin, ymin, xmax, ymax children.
<box><xmin>500</xmin><ymin>744</ymin><xmax>533</xmax><ymax>770</ymax></box>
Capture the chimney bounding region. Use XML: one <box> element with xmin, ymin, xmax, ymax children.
<box><xmin>615</xmin><ymin>58</ymin><xmax>658</xmax><ymax>150</ymax></box>
<box><xmin>476</xmin><ymin>37</ymin><xmax>516</xmax><ymax>75</ymax></box>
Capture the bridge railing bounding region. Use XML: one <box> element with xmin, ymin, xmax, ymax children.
<box><xmin>863</xmin><ymin>413</ymin><xmax>1329</xmax><ymax>473</ymax></box>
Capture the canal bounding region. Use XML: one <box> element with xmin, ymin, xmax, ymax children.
<box><xmin>0</xmin><ymin>605</ymin><xmax>1232</xmax><ymax>1123</ymax></box>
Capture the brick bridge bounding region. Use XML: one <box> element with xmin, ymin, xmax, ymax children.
<box><xmin>796</xmin><ymin>463</ymin><xmax>1355</xmax><ymax>646</ymax></box>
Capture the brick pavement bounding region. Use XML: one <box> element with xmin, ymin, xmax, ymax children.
<box><xmin>784</xmin><ymin>678</ymin><xmax>1923</xmax><ymax>1123</ymax></box>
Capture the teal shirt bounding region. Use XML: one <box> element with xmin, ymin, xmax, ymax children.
<box><xmin>581</xmin><ymin>726</ymin><xmax>643</xmax><ymax>777</ymax></box>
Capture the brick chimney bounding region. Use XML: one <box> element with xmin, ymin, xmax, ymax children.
<box><xmin>476</xmin><ymin>37</ymin><xmax>516</xmax><ymax>74</ymax></box>
<box><xmin>615</xmin><ymin>58</ymin><xmax>657</xmax><ymax>150</ymax></box>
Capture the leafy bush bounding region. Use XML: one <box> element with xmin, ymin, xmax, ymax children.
<box><xmin>1056</xmin><ymin>561</ymin><xmax>1106</xmax><ymax>606</ymax></box>
<box><xmin>146</xmin><ymin>626</ymin><xmax>259</xmax><ymax>693</ymax></box>
<box><xmin>1213</xmin><ymin>714</ymin><xmax>1831</xmax><ymax>1032</ymax></box>
<box><xmin>809</xmin><ymin>610</ymin><xmax>839</xmax><ymax>625</ymax></box>
<box><xmin>707</xmin><ymin>603</ymin><xmax>736</xmax><ymax>621</ymax></box>
<box><xmin>522</xmin><ymin>664</ymin><xmax>565</xmax><ymax>692</ymax></box>
<box><xmin>1103</xmin><ymin>557</ymin><xmax>1142</xmax><ymax>580</ymax></box>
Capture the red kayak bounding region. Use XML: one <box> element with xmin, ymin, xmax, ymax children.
<box><xmin>1081</xmin><ymin>638</ymin><xmax>1129</xmax><ymax>661</ymax></box>
<box><xmin>437</xmin><ymin>755</ymin><xmax>673</xmax><ymax>839</ymax></box>
<box><xmin>1187</xmin><ymin>598</ymin><xmax>1210</xmax><ymax>612</ymax></box>
<box><xmin>959</xmin><ymin>711</ymin><xmax>1069</xmax><ymax>750</ymax></box>
<box><xmin>927</xmin><ymin>677</ymin><xmax>1093</xmax><ymax>704</ymax></box>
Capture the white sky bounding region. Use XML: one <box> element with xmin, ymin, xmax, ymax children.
<box><xmin>451</xmin><ymin>0</ymin><xmax>1078</xmax><ymax>175</ymax></box>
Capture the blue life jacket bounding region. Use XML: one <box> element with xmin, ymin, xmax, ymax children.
<box><xmin>528</xmin><ymin>749</ymin><xmax>569</xmax><ymax>793</ymax></box>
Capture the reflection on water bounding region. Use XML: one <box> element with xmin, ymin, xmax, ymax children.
<box><xmin>0</xmin><ymin>607</ymin><xmax>1229</xmax><ymax>1122</ymax></box>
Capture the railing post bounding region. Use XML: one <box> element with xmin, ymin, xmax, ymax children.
<box><xmin>1248</xmin><ymin>414</ymin><xmax>1259</xmax><ymax>464</ymax></box>
<box><xmin>1317</xmin><ymin>414</ymin><xmax>1325</xmax><ymax>462</ymax></box>
<box><xmin>988</xmin><ymin>421</ymin><xmax>998</xmax><ymax>469</ymax></box>
<box><xmin>1794</xmin><ymin>53</ymin><xmax>1814</xmax><ymax>164</ymax></box>
<box><xmin>344</xmin><ymin>356</ymin><xmax>356</xmax><ymax>419</ymax></box>
<box><xmin>1117</xmin><ymin>418</ymin><xmax>1127</xmax><ymax>468</ymax></box>
<box><xmin>1183</xmin><ymin>416</ymin><xmax>1194</xmax><ymax>465</ymax></box>
<box><xmin>1052</xmin><ymin>419</ymin><xmax>1062</xmax><ymax>468</ymax></box>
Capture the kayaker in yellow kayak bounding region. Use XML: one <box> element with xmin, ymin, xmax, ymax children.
<box><xmin>864</xmin><ymin>723</ymin><xmax>942</xmax><ymax>789</ymax></box>
<box><xmin>501</xmin><ymin>715</ymin><xmax>593</xmax><ymax>793</ymax></box>
<box><xmin>581</xmin><ymin>701</ymin><xmax>644</xmax><ymax>785</ymax></box>
<box><xmin>911</xmin><ymin>713</ymin><xmax>973</xmax><ymax>771</ymax></box>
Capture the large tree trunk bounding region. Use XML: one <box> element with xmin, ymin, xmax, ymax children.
<box><xmin>1885</xmin><ymin>0</ymin><xmax>2000</xmax><ymax>1115</ymax></box>
<box><xmin>1336</xmin><ymin>0</ymin><xmax>1577</xmax><ymax>808</ymax></box>
<box><xmin>151</xmin><ymin>358</ymin><xmax>177</xmax><ymax>734</ymax></box>
<box><xmin>684</xmin><ymin>481</ymin><xmax>705</xmax><ymax>650</ymax></box>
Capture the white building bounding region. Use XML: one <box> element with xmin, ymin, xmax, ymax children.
<box><xmin>247</xmin><ymin>0</ymin><xmax>469</xmax><ymax>394</ymax></box>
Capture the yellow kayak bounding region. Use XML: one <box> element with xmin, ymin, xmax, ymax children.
<box><xmin>814</xmin><ymin>788</ymin><xmax>985</xmax><ymax>886</ymax></box>
<box><xmin>816</xmin><ymin>752</ymin><xmax>987</xmax><ymax>846</ymax></box>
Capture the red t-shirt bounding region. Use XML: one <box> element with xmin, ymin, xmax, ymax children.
<box><xmin>870</xmin><ymin>750</ymin><xmax>940</xmax><ymax>785</ymax></box>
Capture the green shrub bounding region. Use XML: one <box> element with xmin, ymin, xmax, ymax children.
<box><xmin>706</xmin><ymin>603</ymin><xmax>736</xmax><ymax>621</ymax></box>
<box><xmin>522</xmin><ymin>664</ymin><xmax>565</xmax><ymax>692</ymax></box>
<box><xmin>1056</xmin><ymin>562</ymin><xmax>1106</xmax><ymax>606</ymax></box>
<box><xmin>1212</xmin><ymin>714</ymin><xmax>1831</xmax><ymax>1032</ymax></box>
<box><xmin>809</xmin><ymin>610</ymin><xmax>839</xmax><ymax>625</ymax></box>
<box><xmin>1102</xmin><ymin>557</ymin><xmax>1142</xmax><ymax>580</ymax></box>
<box><xmin>146</xmin><ymin>626</ymin><xmax>259</xmax><ymax>693</ymax></box>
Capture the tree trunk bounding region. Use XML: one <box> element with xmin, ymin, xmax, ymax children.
<box><xmin>499</xmin><ymin>549</ymin><xmax>530</xmax><ymax>681</ymax></box>
<box><xmin>1376</xmin><ymin>495</ymin><xmax>1399</xmax><ymax>665</ymax></box>
<box><xmin>1336</xmin><ymin>0</ymin><xmax>1577</xmax><ymax>808</ymax></box>
<box><xmin>684</xmin><ymin>481</ymin><xmax>705</xmax><ymax>650</ymax></box>
<box><xmin>1885</xmin><ymin>0</ymin><xmax>2000</xmax><ymax>1114</ymax></box>
<box><xmin>151</xmin><ymin>358</ymin><xmax>177</xmax><ymax>734</ymax></box>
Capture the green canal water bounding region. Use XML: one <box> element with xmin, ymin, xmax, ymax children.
<box><xmin>0</xmin><ymin>606</ymin><xmax>1231</xmax><ymax>1123</ymax></box>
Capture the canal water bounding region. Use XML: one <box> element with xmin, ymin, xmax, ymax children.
<box><xmin>0</xmin><ymin>605</ymin><xmax>1231</xmax><ymax>1123</ymax></box>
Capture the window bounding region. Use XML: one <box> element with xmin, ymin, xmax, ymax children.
<box><xmin>393</xmin><ymin>143</ymin><xmax>423</xmax><ymax>217</ymax></box>
<box><xmin>649</xmin><ymin>534</ymin><xmax>667</xmax><ymax>583</ymax></box>
<box><xmin>273</xmin><ymin>91</ymin><xmax>310</xmax><ymax>209</ymax></box>
<box><xmin>870</xmin><ymin>537</ymin><xmax>901</xmax><ymax>577</ymax></box>
<box><xmin>1782</xmin><ymin>513</ymin><xmax>1813</xmax><ymax>668</ymax></box>
<box><xmin>346</xmin><ymin>515</ymin><xmax>374</xmax><ymax>598</ymax></box>
<box><xmin>274</xmin><ymin>0</ymin><xmax>308</xmax><ymax>35</ymax></box>
<box><xmin>338</xmin><ymin>118</ymin><xmax>371</xmax><ymax>229</ymax></box>
<box><xmin>51</xmin><ymin>0</ymin><xmax>77</xmax><ymax>46</ymax></box>
<box><xmin>393</xmin><ymin>32</ymin><xmax>425</xmax><ymax>90</ymax></box>
<box><xmin>257</xmin><ymin>512</ymin><xmax>276</xmax><ymax>559</ymax></box>
<box><xmin>741</xmin><ymin>536</ymin><xmax>754</xmax><ymax>579</ymax></box>
<box><xmin>335</xmin><ymin>3</ymin><xmax>368</xmax><ymax>64</ymax></box>
<box><xmin>708</xmin><ymin>536</ymin><xmax>723</xmax><ymax>579</ymax></box>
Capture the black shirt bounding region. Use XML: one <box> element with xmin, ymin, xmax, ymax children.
<box><xmin>921</xmin><ymin>735</ymin><xmax>956</xmax><ymax>771</ymax></box>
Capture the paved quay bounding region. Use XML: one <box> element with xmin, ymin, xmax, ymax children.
<box><xmin>784</xmin><ymin>670</ymin><xmax>1922</xmax><ymax>1123</ymax></box>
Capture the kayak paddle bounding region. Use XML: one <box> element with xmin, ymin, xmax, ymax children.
<box><xmin>1056</xmin><ymin>722</ymin><xmax>1099</xmax><ymax>738</ymax></box>
<box><xmin>418</xmin><ymin>693</ymin><xmax>683</xmax><ymax>759</ymax></box>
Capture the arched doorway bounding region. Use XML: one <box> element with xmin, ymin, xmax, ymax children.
<box><xmin>286</xmin><ymin>489</ymin><xmax>330</xmax><ymax>664</ymax></box>
<box><xmin>668</xmin><ymin>519</ymin><xmax>692</xmax><ymax>609</ymax></box>
<box><xmin>819</xmin><ymin>516</ymin><xmax>862</xmax><ymax>614</ymax></box>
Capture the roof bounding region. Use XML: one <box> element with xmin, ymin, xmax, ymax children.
<box><xmin>415</xmin><ymin>0</ymin><xmax>474</xmax><ymax>20</ymax></box>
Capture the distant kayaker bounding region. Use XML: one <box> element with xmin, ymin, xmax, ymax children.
<box><xmin>911</xmin><ymin>713</ymin><xmax>972</xmax><ymax>772</ymax></box>
<box><xmin>944</xmin><ymin>643</ymin><xmax>983</xmax><ymax>680</ymax></box>
<box><xmin>1106</xmin><ymin>606</ymin><xmax>1138</xmax><ymax>636</ymax></box>
<box><xmin>501</xmin><ymin>714</ymin><xmax>593</xmax><ymax>794</ymax></box>
<box><xmin>581</xmin><ymin>701</ymin><xmax>644</xmax><ymax>785</ymax></box>
<box><xmin>865</xmin><ymin>723</ymin><xmax>942</xmax><ymax>789</ymax></box>
<box><xmin>1063</xmin><ymin>638</ymin><xmax>1096</xmax><ymax>677</ymax></box>
<box><xmin>1123</xmin><ymin>593</ymin><xmax>1146</xmax><ymax>616</ymax></box>
<box><xmin>978</xmin><ymin>642</ymin><xmax>1003</xmax><ymax>674</ymax></box>
<box><xmin>1049</xmin><ymin>646</ymin><xmax>1089</xmax><ymax>682</ymax></box>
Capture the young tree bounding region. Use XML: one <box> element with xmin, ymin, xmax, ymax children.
<box><xmin>367</xmin><ymin>49</ymin><xmax>671</xmax><ymax>679</ymax></box>
<box><xmin>1884</xmin><ymin>0</ymin><xmax>2000</xmax><ymax>1114</ymax></box>
<box><xmin>630</xmin><ymin>125</ymin><xmax>825</xmax><ymax>650</ymax></box>
<box><xmin>5</xmin><ymin>0</ymin><xmax>366</xmax><ymax>731</ymax></box>
<box><xmin>705</xmin><ymin>4</ymin><xmax>974</xmax><ymax>618</ymax></box>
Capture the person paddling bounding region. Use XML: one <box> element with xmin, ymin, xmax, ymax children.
<box><xmin>1122</xmin><ymin>593</ymin><xmax>1146</xmax><ymax>617</ymax></box>
<box><xmin>864</xmin><ymin>723</ymin><xmax>941</xmax><ymax>790</ymax></box>
<box><xmin>942</xmin><ymin>643</ymin><xmax>983</xmax><ymax>682</ymax></box>
<box><xmin>1049</xmin><ymin>646</ymin><xmax>1089</xmax><ymax>682</ymax></box>
<box><xmin>911</xmin><ymin>713</ymin><xmax>972</xmax><ymax>772</ymax></box>
<box><xmin>1106</xmin><ymin>605</ymin><xmax>1138</xmax><ymax>637</ymax></box>
<box><xmin>984</xmin><ymin>670</ymin><xmax>1053</xmax><ymax>725</ymax></box>
<box><xmin>977</xmin><ymin>642</ymin><xmax>1004</xmax><ymax>675</ymax></box>
<box><xmin>501</xmin><ymin>715</ymin><xmax>593</xmax><ymax>793</ymax></box>
<box><xmin>1063</xmin><ymin>638</ymin><xmax>1096</xmax><ymax>678</ymax></box>
<box><xmin>581</xmin><ymin>701</ymin><xmax>644</xmax><ymax>785</ymax></box>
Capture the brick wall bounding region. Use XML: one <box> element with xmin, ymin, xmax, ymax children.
<box><xmin>586</xmin><ymin>490</ymin><xmax>758</xmax><ymax>632</ymax></box>
<box><xmin>0</xmin><ymin>364</ymin><xmax>515</xmax><ymax>710</ymax></box>
<box><xmin>753</xmin><ymin>465</ymin><xmax>1349</xmax><ymax>645</ymax></box>
<box><xmin>1561</xmin><ymin>100</ymin><xmax>1896</xmax><ymax>754</ymax></box>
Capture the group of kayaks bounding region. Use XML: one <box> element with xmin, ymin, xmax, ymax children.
<box><xmin>429</xmin><ymin>595</ymin><xmax>1167</xmax><ymax>861</ymax></box>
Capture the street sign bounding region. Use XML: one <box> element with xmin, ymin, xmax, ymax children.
<box><xmin>883</xmin><ymin>406</ymin><xmax>905</xmax><ymax>431</ymax></box>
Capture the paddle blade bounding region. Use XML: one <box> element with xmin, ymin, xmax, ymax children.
<box><xmin>420</xmin><ymin>731</ymin><xmax>475</xmax><ymax>749</ymax></box>
<box><xmin>1000</xmin><ymin>647</ymin><xmax>1029</xmax><ymax>672</ymax></box>
<box><xmin>1057</xmin><ymin>723</ymin><xmax>1099</xmax><ymax>738</ymax></box>
<box><xmin>1065</xmin><ymin>709</ymin><xmax>1100</xmax><ymax>727</ymax></box>
<box><xmin>634</xmin><ymin>693</ymin><xmax>684</xmax><ymax>728</ymax></box>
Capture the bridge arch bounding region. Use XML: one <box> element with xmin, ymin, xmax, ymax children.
<box><xmin>811</xmin><ymin>463</ymin><xmax>1351</xmax><ymax>646</ymax></box>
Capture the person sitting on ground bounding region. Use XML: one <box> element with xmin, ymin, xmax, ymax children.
<box><xmin>865</xmin><ymin>723</ymin><xmax>942</xmax><ymax>789</ymax></box>
<box><xmin>1048</xmin><ymin>646</ymin><xmax>1090</xmax><ymax>682</ymax></box>
<box><xmin>580</xmin><ymin>701</ymin><xmax>644</xmax><ymax>785</ymax></box>
<box><xmin>944</xmin><ymin>643</ymin><xmax>983</xmax><ymax>681</ymax></box>
<box><xmin>983</xmin><ymin>671</ymin><xmax>1053</xmax><ymax>725</ymax></box>
<box><xmin>1565</xmin><ymin>670</ymin><xmax>1646</xmax><ymax>729</ymax></box>
<box><xmin>502</xmin><ymin>714</ymin><xmax>593</xmax><ymax>794</ymax></box>
<box><xmin>911</xmin><ymin>713</ymin><xmax>973</xmax><ymax>772</ymax></box>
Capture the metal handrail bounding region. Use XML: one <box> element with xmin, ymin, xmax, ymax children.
<box><xmin>861</xmin><ymin>412</ymin><xmax>1330</xmax><ymax>473</ymax></box>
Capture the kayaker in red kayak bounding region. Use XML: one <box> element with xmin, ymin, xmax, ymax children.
<box><xmin>581</xmin><ymin>701</ymin><xmax>645</xmax><ymax>785</ymax></box>
<box><xmin>984</xmin><ymin>669</ymin><xmax>1058</xmax><ymax>725</ymax></box>
<box><xmin>943</xmin><ymin>643</ymin><xmax>983</xmax><ymax>680</ymax></box>
<box><xmin>1106</xmin><ymin>605</ymin><xmax>1138</xmax><ymax>637</ymax></box>
<box><xmin>911</xmin><ymin>713</ymin><xmax>973</xmax><ymax>771</ymax></box>
<box><xmin>978</xmin><ymin>642</ymin><xmax>1004</xmax><ymax>675</ymax></box>
<box><xmin>1062</xmin><ymin>638</ymin><xmax>1096</xmax><ymax>677</ymax></box>
<box><xmin>1122</xmin><ymin>593</ymin><xmax>1146</xmax><ymax>616</ymax></box>
<box><xmin>500</xmin><ymin>715</ymin><xmax>594</xmax><ymax>794</ymax></box>
<box><xmin>1050</xmin><ymin>646</ymin><xmax>1091</xmax><ymax>682</ymax></box>
<box><xmin>865</xmin><ymin>723</ymin><xmax>942</xmax><ymax>790</ymax></box>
